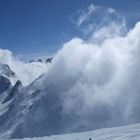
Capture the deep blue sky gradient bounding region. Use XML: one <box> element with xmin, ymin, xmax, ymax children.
<box><xmin>0</xmin><ymin>0</ymin><xmax>140</xmax><ymax>57</ymax></box>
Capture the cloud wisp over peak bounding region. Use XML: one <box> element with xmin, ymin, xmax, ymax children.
<box><xmin>72</xmin><ymin>4</ymin><xmax>126</xmax><ymax>43</ymax></box>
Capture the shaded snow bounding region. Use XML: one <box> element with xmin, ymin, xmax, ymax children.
<box><xmin>12</xmin><ymin>123</ymin><xmax>140</xmax><ymax>140</ymax></box>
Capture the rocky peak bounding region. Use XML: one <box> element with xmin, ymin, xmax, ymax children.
<box><xmin>0</xmin><ymin>74</ymin><xmax>11</xmax><ymax>94</ymax></box>
<box><xmin>29</xmin><ymin>57</ymin><xmax>53</xmax><ymax>64</ymax></box>
<box><xmin>0</xmin><ymin>63</ymin><xmax>15</xmax><ymax>77</ymax></box>
<box><xmin>2</xmin><ymin>80</ymin><xmax>22</xmax><ymax>104</ymax></box>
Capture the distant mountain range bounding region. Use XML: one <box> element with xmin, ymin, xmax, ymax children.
<box><xmin>29</xmin><ymin>57</ymin><xmax>53</xmax><ymax>64</ymax></box>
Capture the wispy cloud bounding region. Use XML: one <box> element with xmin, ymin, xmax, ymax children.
<box><xmin>72</xmin><ymin>4</ymin><xmax>126</xmax><ymax>42</ymax></box>
<box><xmin>0</xmin><ymin>49</ymin><xmax>49</xmax><ymax>86</ymax></box>
<box><xmin>75</xmin><ymin>4</ymin><xmax>99</xmax><ymax>26</ymax></box>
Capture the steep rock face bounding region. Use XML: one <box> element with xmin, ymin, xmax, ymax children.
<box><xmin>0</xmin><ymin>63</ymin><xmax>18</xmax><ymax>86</ymax></box>
<box><xmin>2</xmin><ymin>80</ymin><xmax>22</xmax><ymax>104</ymax></box>
<box><xmin>0</xmin><ymin>63</ymin><xmax>15</xmax><ymax>77</ymax></box>
<box><xmin>0</xmin><ymin>75</ymin><xmax>11</xmax><ymax>94</ymax></box>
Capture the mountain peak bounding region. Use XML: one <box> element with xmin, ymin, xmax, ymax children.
<box><xmin>2</xmin><ymin>80</ymin><xmax>22</xmax><ymax>104</ymax></box>
<box><xmin>0</xmin><ymin>63</ymin><xmax>15</xmax><ymax>77</ymax></box>
<box><xmin>29</xmin><ymin>57</ymin><xmax>53</xmax><ymax>64</ymax></box>
<box><xmin>0</xmin><ymin>74</ymin><xmax>11</xmax><ymax>94</ymax></box>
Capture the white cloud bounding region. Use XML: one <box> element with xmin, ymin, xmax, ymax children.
<box><xmin>37</xmin><ymin>21</ymin><xmax>140</xmax><ymax>129</ymax></box>
<box><xmin>75</xmin><ymin>4</ymin><xmax>98</xmax><ymax>26</ymax></box>
<box><xmin>107</xmin><ymin>7</ymin><xmax>115</xmax><ymax>14</ymax></box>
<box><xmin>0</xmin><ymin>49</ymin><xmax>48</xmax><ymax>86</ymax></box>
<box><xmin>72</xmin><ymin>4</ymin><xmax>126</xmax><ymax>42</ymax></box>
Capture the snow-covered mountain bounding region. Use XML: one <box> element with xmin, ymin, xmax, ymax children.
<box><xmin>0</xmin><ymin>75</ymin><xmax>11</xmax><ymax>94</ymax></box>
<box><xmin>29</xmin><ymin>57</ymin><xmax>53</xmax><ymax>64</ymax></box>
<box><xmin>0</xmin><ymin>63</ymin><xmax>15</xmax><ymax>78</ymax></box>
<box><xmin>0</xmin><ymin>63</ymin><xmax>18</xmax><ymax>85</ymax></box>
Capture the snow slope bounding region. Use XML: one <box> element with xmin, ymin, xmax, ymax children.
<box><xmin>13</xmin><ymin>123</ymin><xmax>140</xmax><ymax>140</ymax></box>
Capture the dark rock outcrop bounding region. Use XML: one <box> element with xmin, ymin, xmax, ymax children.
<box><xmin>0</xmin><ymin>75</ymin><xmax>11</xmax><ymax>94</ymax></box>
<box><xmin>2</xmin><ymin>80</ymin><xmax>22</xmax><ymax>103</ymax></box>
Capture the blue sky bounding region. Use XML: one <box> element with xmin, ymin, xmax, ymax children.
<box><xmin>0</xmin><ymin>0</ymin><xmax>140</xmax><ymax>58</ymax></box>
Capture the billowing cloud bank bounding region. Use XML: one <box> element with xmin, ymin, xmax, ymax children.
<box><xmin>0</xmin><ymin>49</ymin><xmax>48</xmax><ymax>86</ymax></box>
<box><xmin>37</xmin><ymin>5</ymin><xmax>140</xmax><ymax>129</ymax></box>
